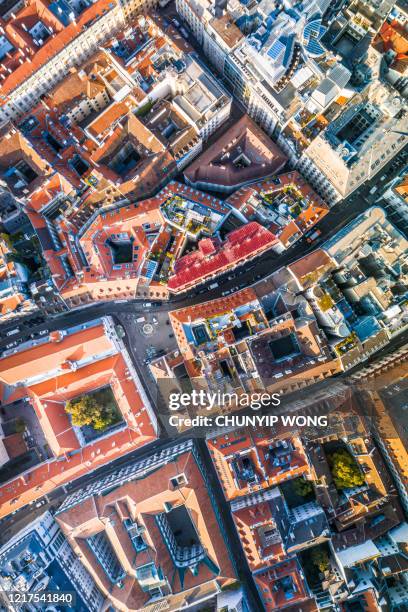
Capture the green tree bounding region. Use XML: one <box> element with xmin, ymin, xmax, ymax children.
<box><xmin>327</xmin><ymin>450</ymin><xmax>364</xmax><ymax>489</ymax></box>
<box><xmin>293</xmin><ymin>478</ymin><xmax>313</xmax><ymax>497</ymax></box>
<box><xmin>65</xmin><ymin>394</ymin><xmax>118</xmax><ymax>430</ymax></box>
<box><xmin>310</xmin><ymin>547</ymin><xmax>330</xmax><ymax>574</ymax></box>
<box><xmin>15</xmin><ymin>417</ymin><xmax>26</xmax><ymax>433</ymax></box>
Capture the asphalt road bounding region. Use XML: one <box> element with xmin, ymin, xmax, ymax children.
<box><xmin>1</xmin><ymin>143</ymin><xmax>407</xmax><ymax>348</ymax></box>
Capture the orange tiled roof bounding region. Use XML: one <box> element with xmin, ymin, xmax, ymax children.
<box><xmin>0</xmin><ymin>321</ymin><xmax>157</xmax><ymax>517</ymax></box>
<box><xmin>0</xmin><ymin>323</ymin><xmax>113</xmax><ymax>385</ymax></box>
<box><xmin>55</xmin><ymin>449</ymin><xmax>236</xmax><ymax>611</ymax></box>
<box><xmin>0</xmin><ymin>0</ymin><xmax>119</xmax><ymax>97</ymax></box>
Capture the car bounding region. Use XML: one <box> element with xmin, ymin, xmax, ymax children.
<box><xmin>39</xmin><ymin>329</ymin><xmax>49</xmax><ymax>336</ymax></box>
<box><xmin>305</xmin><ymin>229</ymin><xmax>321</xmax><ymax>243</ymax></box>
<box><xmin>152</xmin><ymin>317</ymin><xmax>158</xmax><ymax>324</ymax></box>
<box><xmin>6</xmin><ymin>328</ymin><xmax>19</xmax><ymax>337</ymax></box>
<box><xmin>172</xmin><ymin>18</ymin><xmax>180</xmax><ymax>27</ymax></box>
<box><xmin>35</xmin><ymin>500</ymin><xmax>46</xmax><ymax>508</ymax></box>
<box><xmin>143</xmin><ymin>302</ymin><xmax>152</xmax><ymax>308</ymax></box>
<box><xmin>180</xmin><ymin>27</ymin><xmax>189</xmax><ymax>37</ymax></box>
<box><xmin>6</xmin><ymin>341</ymin><xmax>17</xmax><ymax>349</ymax></box>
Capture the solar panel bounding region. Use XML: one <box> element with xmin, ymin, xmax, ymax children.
<box><xmin>303</xmin><ymin>19</ymin><xmax>327</xmax><ymax>57</ymax></box>
<box><xmin>144</xmin><ymin>260</ymin><xmax>157</xmax><ymax>279</ymax></box>
<box><xmin>267</xmin><ymin>39</ymin><xmax>285</xmax><ymax>62</ymax></box>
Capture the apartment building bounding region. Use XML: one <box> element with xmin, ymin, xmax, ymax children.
<box><xmin>383</xmin><ymin>172</ymin><xmax>408</xmax><ymax>236</ymax></box>
<box><xmin>55</xmin><ymin>440</ymin><xmax>238</xmax><ymax>611</ymax></box>
<box><xmin>0</xmin><ymin>317</ymin><xmax>158</xmax><ymax>518</ymax></box>
<box><xmin>0</xmin><ymin>511</ymin><xmax>104</xmax><ymax>612</ymax></box>
<box><xmin>0</xmin><ymin>0</ymin><xmax>131</xmax><ymax>123</ymax></box>
<box><xmin>297</xmin><ymin>101</ymin><xmax>408</xmax><ymax>202</ymax></box>
<box><xmin>176</xmin><ymin>0</ymin><xmax>340</xmax><ymax>137</ymax></box>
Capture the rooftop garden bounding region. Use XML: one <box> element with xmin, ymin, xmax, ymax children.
<box><xmin>65</xmin><ymin>387</ymin><xmax>123</xmax><ymax>438</ymax></box>
<box><xmin>335</xmin><ymin>332</ymin><xmax>358</xmax><ymax>355</ymax></box>
<box><xmin>261</xmin><ymin>186</ymin><xmax>308</xmax><ymax>219</ymax></box>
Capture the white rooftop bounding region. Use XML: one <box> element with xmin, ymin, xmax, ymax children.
<box><xmin>336</xmin><ymin>540</ymin><xmax>381</xmax><ymax>568</ymax></box>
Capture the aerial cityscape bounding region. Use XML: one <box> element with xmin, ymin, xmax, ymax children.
<box><xmin>0</xmin><ymin>0</ymin><xmax>406</xmax><ymax>610</ymax></box>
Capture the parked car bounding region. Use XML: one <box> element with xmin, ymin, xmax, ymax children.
<box><xmin>305</xmin><ymin>229</ymin><xmax>321</xmax><ymax>243</ymax></box>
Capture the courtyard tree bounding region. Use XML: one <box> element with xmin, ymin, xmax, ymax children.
<box><xmin>310</xmin><ymin>548</ymin><xmax>330</xmax><ymax>574</ymax></box>
<box><xmin>65</xmin><ymin>393</ymin><xmax>118</xmax><ymax>430</ymax></box>
<box><xmin>327</xmin><ymin>449</ymin><xmax>364</xmax><ymax>489</ymax></box>
<box><xmin>293</xmin><ymin>477</ymin><xmax>313</xmax><ymax>497</ymax></box>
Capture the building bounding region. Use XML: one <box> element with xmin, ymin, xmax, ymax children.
<box><xmin>383</xmin><ymin>172</ymin><xmax>408</xmax><ymax>236</ymax></box>
<box><xmin>184</xmin><ymin>116</ymin><xmax>287</xmax><ymax>193</ymax></box>
<box><xmin>55</xmin><ymin>440</ymin><xmax>237</xmax><ymax>612</ymax></box>
<box><xmin>0</xmin><ymin>511</ymin><xmax>103</xmax><ymax>612</ymax></box>
<box><xmin>207</xmin><ymin>428</ymin><xmax>310</xmax><ymax>501</ymax></box>
<box><xmin>297</xmin><ymin>101</ymin><xmax>408</xmax><ymax>202</ymax></box>
<box><xmin>253</xmin><ymin>558</ymin><xmax>317</xmax><ymax>611</ymax></box>
<box><xmin>136</xmin><ymin>52</ymin><xmax>232</xmax><ymax>144</ymax></box>
<box><xmin>372</xmin><ymin>13</ymin><xmax>408</xmax><ymax>97</ymax></box>
<box><xmin>151</xmin><ymin>286</ymin><xmax>341</xmax><ymax>427</ymax></box>
<box><xmin>167</xmin><ymin>222</ymin><xmax>278</xmax><ymax>293</ymax></box>
<box><xmin>0</xmin><ymin>234</ymin><xmax>36</xmax><ymax>320</ymax></box>
<box><xmin>0</xmin><ymin>317</ymin><xmax>158</xmax><ymax>518</ymax></box>
<box><xmin>176</xmin><ymin>0</ymin><xmax>347</xmax><ymax>138</ymax></box>
<box><xmin>353</xmin><ymin>354</ymin><xmax>408</xmax><ymax>514</ymax></box>
<box><xmin>0</xmin><ymin>187</ymin><xmax>27</xmax><ymax>233</ymax></box>
<box><xmin>272</xmin><ymin>207</ymin><xmax>408</xmax><ymax>370</ymax></box>
<box><xmin>141</xmin><ymin>99</ymin><xmax>202</xmax><ymax>171</ymax></box>
<box><xmin>0</xmin><ymin>0</ymin><xmax>131</xmax><ymax>124</ymax></box>
<box><xmin>175</xmin><ymin>0</ymin><xmax>408</xmax><ymax>204</ymax></box>
<box><xmin>227</xmin><ymin>171</ymin><xmax>329</xmax><ymax>252</ymax></box>
<box><xmin>0</xmin><ymin>15</ymin><xmax>233</xmax><ymax>311</ymax></box>
<box><xmin>26</xmin><ymin>180</ymin><xmax>233</xmax><ymax>307</ymax></box>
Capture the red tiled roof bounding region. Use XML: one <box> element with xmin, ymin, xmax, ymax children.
<box><xmin>184</xmin><ymin>116</ymin><xmax>287</xmax><ymax>189</ymax></box>
<box><xmin>168</xmin><ymin>222</ymin><xmax>277</xmax><ymax>291</ymax></box>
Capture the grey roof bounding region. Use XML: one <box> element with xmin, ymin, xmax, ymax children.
<box><xmin>287</xmin><ymin>509</ymin><xmax>329</xmax><ymax>548</ymax></box>
<box><xmin>36</xmin><ymin>226</ymin><xmax>55</xmax><ymax>252</ymax></box>
<box><xmin>327</xmin><ymin>64</ymin><xmax>351</xmax><ymax>89</ymax></box>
